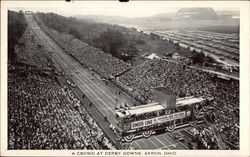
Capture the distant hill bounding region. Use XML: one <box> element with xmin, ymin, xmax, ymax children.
<box><xmin>75</xmin><ymin>8</ymin><xmax>239</xmax><ymax>34</ymax></box>
<box><xmin>176</xmin><ymin>7</ymin><xmax>218</xmax><ymax>20</ymax></box>
<box><xmin>216</xmin><ymin>10</ymin><xmax>239</xmax><ymax>16</ymax></box>
<box><xmin>74</xmin><ymin>15</ymin><xmax>131</xmax><ymax>25</ymax></box>
<box><xmin>75</xmin><ymin>12</ymin><xmax>175</xmax><ymax>25</ymax></box>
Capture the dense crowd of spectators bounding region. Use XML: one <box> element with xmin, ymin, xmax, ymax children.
<box><xmin>15</xmin><ymin>26</ymin><xmax>52</xmax><ymax>70</ymax></box>
<box><xmin>117</xmin><ymin>59</ymin><xmax>213</xmax><ymax>103</ymax></box>
<box><xmin>188</xmin><ymin>125</ymin><xmax>218</xmax><ymax>149</ymax></box>
<box><xmin>213</xmin><ymin>109</ymin><xmax>239</xmax><ymax>149</ymax></box>
<box><xmin>117</xmin><ymin>59</ymin><xmax>239</xmax><ymax>149</ymax></box>
<box><xmin>11</xmin><ymin>14</ymin><xmax>238</xmax><ymax>150</ymax></box>
<box><xmin>9</xmin><ymin>21</ymin><xmax>116</xmax><ymax>149</ymax></box>
<box><xmin>8</xmin><ymin>65</ymin><xmax>115</xmax><ymax>150</ymax></box>
<box><xmin>34</xmin><ymin>15</ymin><xmax>131</xmax><ymax>79</ymax></box>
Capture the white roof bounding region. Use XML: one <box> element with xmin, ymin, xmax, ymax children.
<box><xmin>128</xmin><ymin>104</ymin><xmax>164</xmax><ymax>115</ymax></box>
<box><xmin>173</xmin><ymin>52</ymin><xmax>180</xmax><ymax>56</ymax></box>
<box><xmin>116</xmin><ymin>102</ymin><xmax>164</xmax><ymax>117</ymax></box>
<box><xmin>116</xmin><ymin>96</ymin><xmax>206</xmax><ymax>118</ymax></box>
<box><xmin>176</xmin><ymin>96</ymin><xmax>205</xmax><ymax>106</ymax></box>
<box><xmin>146</xmin><ymin>53</ymin><xmax>160</xmax><ymax>59</ymax></box>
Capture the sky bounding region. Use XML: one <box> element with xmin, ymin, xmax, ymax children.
<box><xmin>9</xmin><ymin>1</ymin><xmax>239</xmax><ymax>18</ymax></box>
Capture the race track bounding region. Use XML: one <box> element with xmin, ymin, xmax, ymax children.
<box><xmin>26</xmin><ymin>14</ymin><xmax>187</xmax><ymax>150</ymax></box>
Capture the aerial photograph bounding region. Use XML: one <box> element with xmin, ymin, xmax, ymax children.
<box><xmin>7</xmin><ymin>2</ymin><xmax>239</xmax><ymax>150</ymax></box>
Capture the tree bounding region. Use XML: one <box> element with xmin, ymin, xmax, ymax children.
<box><xmin>8</xmin><ymin>11</ymin><xmax>27</xmax><ymax>63</ymax></box>
<box><xmin>175</xmin><ymin>43</ymin><xmax>180</xmax><ymax>50</ymax></box>
<box><xmin>120</xmin><ymin>43</ymin><xmax>139</xmax><ymax>62</ymax></box>
<box><xmin>166</xmin><ymin>53</ymin><xmax>173</xmax><ymax>57</ymax></box>
<box><xmin>68</xmin><ymin>28</ymin><xmax>81</xmax><ymax>40</ymax></box>
<box><xmin>192</xmin><ymin>49</ymin><xmax>197</xmax><ymax>54</ymax></box>
<box><xmin>206</xmin><ymin>55</ymin><xmax>217</xmax><ymax>63</ymax></box>
<box><xmin>191</xmin><ymin>52</ymin><xmax>205</xmax><ymax>64</ymax></box>
<box><xmin>126</xmin><ymin>43</ymin><xmax>138</xmax><ymax>57</ymax></box>
<box><xmin>136</xmin><ymin>39</ymin><xmax>145</xmax><ymax>45</ymax></box>
<box><xmin>96</xmin><ymin>29</ymin><xmax>127</xmax><ymax>57</ymax></box>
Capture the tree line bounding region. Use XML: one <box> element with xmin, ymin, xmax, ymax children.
<box><xmin>8</xmin><ymin>10</ymin><xmax>28</xmax><ymax>63</ymax></box>
<box><xmin>35</xmin><ymin>13</ymin><xmax>139</xmax><ymax>61</ymax></box>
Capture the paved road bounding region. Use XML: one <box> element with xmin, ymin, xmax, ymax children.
<box><xmin>27</xmin><ymin>15</ymin><xmax>120</xmax><ymax>124</ymax></box>
<box><xmin>26</xmin><ymin>14</ymin><xmax>186</xmax><ymax>150</ymax></box>
<box><xmin>131</xmin><ymin>132</ymin><xmax>187</xmax><ymax>150</ymax></box>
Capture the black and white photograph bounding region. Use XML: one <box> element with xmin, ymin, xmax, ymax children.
<box><xmin>1</xmin><ymin>1</ymin><xmax>250</xmax><ymax>156</ymax></box>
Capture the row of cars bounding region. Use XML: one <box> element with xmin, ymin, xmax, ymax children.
<box><xmin>152</xmin><ymin>30</ymin><xmax>239</xmax><ymax>63</ymax></box>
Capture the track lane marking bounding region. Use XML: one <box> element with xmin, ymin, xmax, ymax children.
<box><xmin>157</xmin><ymin>143</ymin><xmax>178</xmax><ymax>150</ymax></box>
<box><xmin>37</xmin><ymin>30</ymin><xmax>117</xmax><ymax>114</ymax></box>
<box><xmin>133</xmin><ymin>141</ymin><xmax>142</xmax><ymax>149</ymax></box>
<box><xmin>31</xmin><ymin>24</ymin><xmax>116</xmax><ymax>115</ymax></box>
<box><xmin>33</xmin><ymin>27</ymin><xmax>114</xmax><ymax>113</ymax></box>
<box><xmin>153</xmin><ymin>136</ymin><xmax>170</xmax><ymax>148</ymax></box>
<box><xmin>148</xmin><ymin>138</ymin><xmax>159</xmax><ymax>149</ymax></box>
